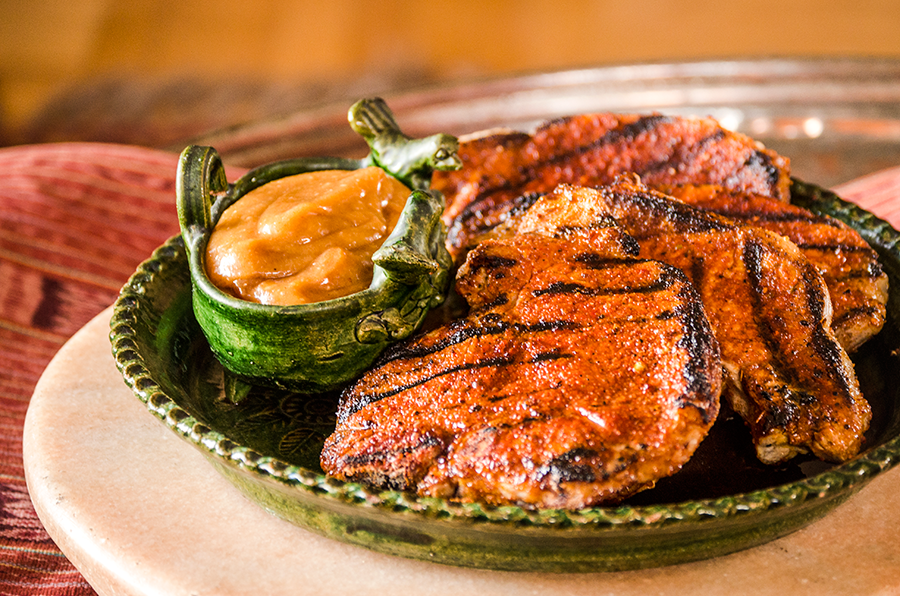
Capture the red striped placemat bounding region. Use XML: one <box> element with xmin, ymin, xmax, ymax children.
<box><xmin>0</xmin><ymin>143</ymin><xmax>245</xmax><ymax>595</ymax></box>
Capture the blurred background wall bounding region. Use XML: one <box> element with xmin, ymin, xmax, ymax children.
<box><xmin>1</xmin><ymin>0</ymin><xmax>898</xmax><ymax>147</ymax></box>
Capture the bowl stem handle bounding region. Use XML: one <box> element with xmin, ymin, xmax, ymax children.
<box><xmin>176</xmin><ymin>145</ymin><xmax>229</xmax><ymax>249</ymax></box>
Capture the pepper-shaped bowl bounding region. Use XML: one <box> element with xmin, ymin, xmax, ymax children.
<box><xmin>176</xmin><ymin>98</ymin><xmax>458</xmax><ymax>392</ymax></box>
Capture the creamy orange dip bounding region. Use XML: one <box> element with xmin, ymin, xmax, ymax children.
<box><xmin>206</xmin><ymin>167</ymin><xmax>410</xmax><ymax>305</ymax></box>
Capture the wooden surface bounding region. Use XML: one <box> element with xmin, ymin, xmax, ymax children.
<box><xmin>3</xmin><ymin>0</ymin><xmax>900</xmax><ymax>147</ymax></box>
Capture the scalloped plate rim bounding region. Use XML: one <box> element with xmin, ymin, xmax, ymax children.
<box><xmin>109</xmin><ymin>180</ymin><xmax>900</xmax><ymax>568</ymax></box>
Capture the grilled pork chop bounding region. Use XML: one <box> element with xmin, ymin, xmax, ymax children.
<box><xmin>433</xmin><ymin>113</ymin><xmax>791</xmax><ymax>261</ymax></box>
<box><xmin>321</xmin><ymin>224</ymin><xmax>722</xmax><ymax>509</ymax></box>
<box><xmin>482</xmin><ymin>179</ymin><xmax>870</xmax><ymax>464</ymax></box>
<box><xmin>662</xmin><ymin>184</ymin><xmax>889</xmax><ymax>352</ymax></box>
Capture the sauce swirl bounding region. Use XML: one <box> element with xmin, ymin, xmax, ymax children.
<box><xmin>206</xmin><ymin>167</ymin><xmax>410</xmax><ymax>305</ymax></box>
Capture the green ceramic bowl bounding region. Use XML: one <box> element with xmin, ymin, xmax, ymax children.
<box><xmin>111</xmin><ymin>179</ymin><xmax>900</xmax><ymax>572</ymax></box>
<box><xmin>175</xmin><ymin>98</ymin><xmax>458</xmax><ymax>392</ymax></box>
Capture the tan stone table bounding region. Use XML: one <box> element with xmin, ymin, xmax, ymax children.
<box><xmin>22</xmin><ymin>306</ymin><xmax>900</xmax><ymax>596</ymax></box>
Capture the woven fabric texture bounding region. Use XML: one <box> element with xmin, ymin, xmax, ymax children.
<box><xmin>0</xmin><ymin>143</ymin><xmax>245</xmax><ymax>594</ymax></box>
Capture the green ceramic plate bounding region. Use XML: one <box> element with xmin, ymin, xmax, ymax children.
<box><xmin>110</xmin><ymin>178</ymin><xmax>900</xmax><ymax>572</ymax></box>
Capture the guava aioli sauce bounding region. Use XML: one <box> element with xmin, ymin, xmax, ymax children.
<box><xmin>206</xmin><ymin>167</ymin><xmax>410</xmax><ymax>305</ymax></box>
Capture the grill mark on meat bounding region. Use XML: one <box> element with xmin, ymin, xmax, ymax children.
<box><xmin>448</xmin><ymin>189</ymin><xmax>524</xmax><ymax>250</ymax></box>
<box><xmin>620</xmin><ymin>233</ymin><xmax>642</xmax><ymax>256</ymax></box>
<box><xmin>509</xmin><ymin>192</ymin><xmax>547</xmax><ymax>216</ymax></box>
<box><xmin>756</xmin><ymin>386</ymin><xmax>818</xmax><ymax>435</ymax></box>
<box><xmin>689</xmin><ymin>257</ymin><xmax>706</xmax><ymax>295</ymax></box>
<box><xmin>813</xmin><ymin>259</ymin><xmax>877</xmax><ymax>287</ymax></box>
<box><xmin>532</xmin><ymin>282</ymin><xmax>600</xmax><ymax>297</ymax></box>
<box><xmin>715</xmin><ymin>210</ymin><xmax>836</xmax><ymax>225</ymax></box>
<box><xmin>544</xmin><ymin>447</ymin><xmax>600</xmax><ymax>484</ymax></box>
<box><xmin>345</xmin><ymin>316</ymin><xmax>598</xmax><ymax>419</ymax></box>
<box><xmin>602</xmin><ymin>187</ymin><xmax>735</xmax><ymax>234</ymax></box>
<box><xmin>574</xmin><ymin>254</ymin><xmax>646</xmax><ymax>269</ymax></box>
<box><xmin>467</xmin><ymin>182</ymin><xmax>516</xmax><ymax>209</ymax></box>
<box><xmin>481</xmin><ymin>381</ymin><xmax>566</xmax><ymax>406</ymax></box>
<box><xmin>797</xmin><ymin>242</ymin><xmax>883</xmax><ymax>257</ymax></box>
<box><xmin>384</xmin><ymin>319</ymin><xmax>582</xmax><ymax>363</ymax></box>
<box><xmin>636</xmin><ymin>129</ymin><xmax>727</xmax><ymax>179</ymax></box>
<box><xmin>534</xmin><ymin>255</ymin><xmax>684</xmax><ymax>297</ymax></box>
<box><xmin>535</xmin><ymin>115</ymin><xmax>570</xmax><ymax>131</ymax></box>
<box><xmin>742</xmin><ymin>239</ymin><xmax>808</xmax><ymax>349</ymax></box>
<box><xmin>682</xmin><ymin>253</ymin><xmax>716</xmax><ymax>418</ymax></box>
<box><xmin>339</xmin><ymin>434</ymin><xmax>445</xmax><ymax>471</ymax></box>
<box><xmin>553</xmin><ymin>219</ymin><xmax>619</xmax><ymax>236</ymax></box>
<box><xmin>466</xmin><ymin>253</ymin><xmax>519</xmax><ymax>270</ymax></box>
<box><xmin>478</xmin><ymin>294</ymin><xmax>510</xmax><ymax>309</ymax></box>
<box><xmin>744</xmin><ymin>150</ymin><xmax>782</xmax><ymax>188</ymax></box>
<box><xmin>532</xmin><ymin>271</ymin><xmax>674</xmax><ymax>298</ymax></box>
<box><xmin>833</xmin><ymin>305</ymin><xmax>883</xmax><ymax>326</ymax></box>
<box><xmin>538</xmin><ymin>115</ymin><xmax>676</xmax><ymax>170</ymax></box>
<box><xmin>343</xmin><ymin>355</ymin><xmax>517</xmax><ymax>419</ymax></box>
<box><xmin>592</xmin><ymin>114</ymin><xmax>673</xmax><ymax>148</ymax></box>
<box><xmin>452</xmin><ymin>190</ymin><xmax>515</xmax><ymax>221</ymax></box>
<box><xmin>545</xmin><ymin>451</ymin><xmax>645</xmax><ymax>485</ymax></box>
<box><xmin>529</xmin><ymin>350</ymin><xmax>573</xmax><ymax>363</ymax></box>
<box><xmin>703</xmin><ymin>128</ymin><xmax>727</xmax><ymax>144</ymax></box>
<box><xmin>743</xmin><ymin>240</ymin><xmax>855</xmax><ymax>409</ymax></box>
<box><xmin>379</xmin><ymin>320</ymin><xmax>508</xmax><ymax>361</ymax></box>
<box><xmin>672</xmin><ymin>268</ymin><xmax>721</xmax><ymax>425</ymax></box>
<box><xmin>568</xmin><ymin>230</ymin><xmax>640</xmax><ymax>257</ymax></box>
<box><xmin>806</xmin><ymin>289</ymin><xmax>858</xmax><ymax>407</ymax></box>
<box><xmin>342</xmin><ymin>317</ymin><xmax>589</xmax><ymax>418</ymax></box>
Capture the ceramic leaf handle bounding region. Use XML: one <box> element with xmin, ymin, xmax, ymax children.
<box><xmin>355</xmin><ymin>189</ymin><xmax>451</xmax><ymax>344</ymax></box>
<box><xmin>349</xmin><ymin>97</ymin><xmax>461</xmax><ymax>190</ymax></box>
<box><xmin>176</xmin><ymin>145</ymin><xmax>228</xmax><ymax>248</ymax></box>
<box><xmin>372</xmin><ymin>189</ymin><xmax>446</xmax><ymax>284</ymax></box>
